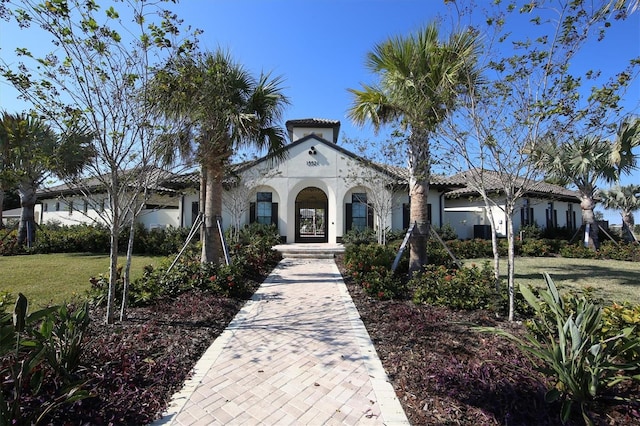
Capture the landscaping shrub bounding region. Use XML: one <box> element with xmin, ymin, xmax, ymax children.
<box><xmin>444</xmin><ymin>238</ymin><xmax>495</xmax><ymax>259</ymax></box>
<box><xmin>597</xmin><ymin>241</ymin><xmax>640</xmax><ymax>262</ymax></box>
<box><xmin>434</xmin><ymin>223</ymin><xmax>458</xmax><ymax>240</ymax></box>
<box><xmin>425</xmin><ymin>239</ymin><xmax>459</xmax><ymax>268</ymax></box>
<box><xmin>206</xmin><ymin>262</ymin><xmax>254</xmax><ymax>299</ymax></box>
<box><xmin>2</xmin><ymin>223</ymin><xmax>191</xmax><ymax>256</ymax></box>
<box><xmin>479</xmin><ymin>274</ymin><xmax>640</xmax><ymax>425</ymax></box>
<box><xmin>341</xmin><ymin>227</ymin><xmax>377</xmax><ymax>245</ymax></box>
<box><xmin>359</xmin><ymin>267</ymin><xmax>406</xmax><ymax>300</ymax></box>
<box><xmin>559</xmin><ymin>243</ymin><xmax>598</xmax><ymax>259</ymax></box>
<box><xmin>89</xmin><ymin>223</ymin><xmax>282</xmax><ymax>307</ymax></box>
<box><xmin>520</xmin><ymin>223</ymin><xmax>543</xmax><ymax>239</ymax></box>
<box><xmin>520</xmin><ymin>238</ymin><xmax>556</xmax><ymax>257</ymax></box>
<box><xmin>35</xmin><ymin>224</ymin><xmax>110</xmax><ymax>253</ymax></box>
<box><xmin>34</xmin><ymin>301</ymin><xmax>91</xmax><ymax>381</ymax></box>
<box><xmin>601</xmin><ymin>302</ymin><xmax>640</xmax><ymax>365</ymax></box>
<box><xmin>343</xmin><ymin>243</ymin><xmax>407</xmax><ymax>299</ymax></box>
<box><xmin>344</xmin><ymin>243</ymin><xmax>396</xmax><ymax>279</ymax></box>
<box><xmin>559</xmin><ymin>241</ymin><xmax>640</xmax><ymax>261</ymax></box>
<box><xmin>129</xmin><ymin>224</ymin><xmax>191</xmax><ymax>255</ymax></box>
<box><xmin>0</xmin><ymin>291</ymin><xmax>12</xmax><ymax>312</ymax></box>
<box><xmin>1</xmin><ymin>294</ymin><xmax>90</xmax><ymax>425</ymax></box>
<box><xmin>0</xmin><ymin>229</ymin><xmax>22</xmax><ymax>256</ymax></box>
<box><xmin>411</xmin><ymin>262</ymin><xmax>497</xmax><ymax>311</ymax></box>
<box><xmin>540</xmin><ymin>225</ymin><xmax>575</xmax><ymax>240</ymax></box>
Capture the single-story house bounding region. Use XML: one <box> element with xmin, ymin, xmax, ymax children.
<box><xmin>35</xmin><ymin>118</ymin><xmax>583</xmax><ymax>242</ymax></box>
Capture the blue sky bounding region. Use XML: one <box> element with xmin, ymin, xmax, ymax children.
<box><xmin>1</xmin><ymin>0</ymin><xmax>639</xmax><ymax>223</ymax></box>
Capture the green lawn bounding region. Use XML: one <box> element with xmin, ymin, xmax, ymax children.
<box><xmin>1</xmin><ymin>253</ymin><xmax>165</xmax><ymax>308</ymax></box>
<box><xmin>3</xmin><ymin>253</ymin><xmax>639</xmax><ymax>310</ymax></box>
<box><xmin>468</xmin><ymin>256</ymin><xmax>640</xmax><ymax>305</ymax></box>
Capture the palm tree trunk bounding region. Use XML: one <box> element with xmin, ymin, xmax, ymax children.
<box><xmin>201</xmin><ymin>158</ymin><xmax>222</xmax><ymax>264</ymax></box>
<box><xmin>199</xmin><ymin>165</ymin><xmax>207</xmax><ymax>243</ymax></box>
<box><xmin>580</xmin><ymin>196</ymin><xmax>599</xmax><ymax>249</ymax></box>
<box><xmin>408</xmin><ymin>130</ymin><xmax>430</xmax><ymax>276</ymax></box>
<box><xmin>0</xmin><ymin>189</ymin><xmax>4</xmax><ymax>229</ymax></box>
<box><xmin>17</xmin><ymin>181</ymin><xmax>37</xmax><ymax>247</ymax></box>
<box><xmin>621</xmin><ymin>212</ymin><xmax>637</xmax><ymax>242</ymax></box>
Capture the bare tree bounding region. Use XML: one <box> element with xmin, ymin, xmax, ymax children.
<box><xmin>342</xmin><ymin>134</ymin><xmax>407</xmax><ymax>245</ymax></box>
<box><xmin>438</xmin><ymin>0</ymin><xmax>639</xmax><ymax>320</ymax></box>
<box><xmin>0</xmin><ymin>0</ymin><xmax>198</xmax><ymax>323</ymax></box>
<box><xmin>222</xmin><ymin>165</ymin><xmax>281</xmax><ymax>243</ymax></box>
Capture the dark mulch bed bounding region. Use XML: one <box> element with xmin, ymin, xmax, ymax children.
<box><xmin>335</xmin><ymin>254</ymin><xmax>640</xmax><ymax>425</ymax></box>
<box><xmin>9</xmin><ymin>257</ymin><xmax>640</xmax><ymax>425</ymax></box>
<box><xmin>16</xmin><ymin>286</ymin><xmax>259</xmax><ymax>425</ymax></box>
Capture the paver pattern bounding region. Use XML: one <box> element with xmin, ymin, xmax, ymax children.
<box><xmin>156</xmin><ymin>258</ymin><xmax>408</xmax><ymax>425</ymax></box>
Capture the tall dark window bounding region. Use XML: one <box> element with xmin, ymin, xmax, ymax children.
<box><xmin>566</xmin><ymin>204</ymin><xmax>576</xmax><ymax>230</ymax></box>
<box><xmin>68</xmin><ymin>201</ymin><xmax>74</xmax><ymax>215</ymax></box>
<box><xmin>546</xmin><ymin>202</ymin><xmax>557</xmax><ymax>228</ymax></box>
<box><xmin>256</xmin><ymin>192</ymin><xmax>272</xmax><ymax>225</ymax></box>
<box><xmin>351</xmin><ymin>193</ymin><xmax>368</xmax><ymax>230</ymax></box>
<box><xmin>521</xmin><ymin>199</ymin><xmax>534</xmax><ymax>226</ymax></box>
<box><xmin>191</xmin><ymin>201</ymin><xmax>200</xmax><ymax>225</ymax></box>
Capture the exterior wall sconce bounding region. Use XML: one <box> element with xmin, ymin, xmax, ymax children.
<box><xmin>308</xmin><ymin>146</ymin><xmax>317</xmax><ymax>155</ymax></box>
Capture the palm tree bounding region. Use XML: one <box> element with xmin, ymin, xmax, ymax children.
<box><xmin>0</xmin><ymin>112</ymin><xmax>94</xmax><ymax>246</ymax></box>
<box><xmin>600</xmin><ymin>184</ymin><xmax>640</xmax><ymax>242</ymax></box>
<box><xmin>347</xmin><ymin>22</ymin><xmax>482</xmax><ymax>275</ymax></box>
<box><xmin>0</xmin><ymin>120</ymin><xmax>16</xmax><ymax>230</ymax></box>
<box><xmin>531</xmin><ymin>117</ymin><xmax>640</xmax><ymax>248</ymax></box>
<box><xmin>150</xmin><ymin>50</ymin><xmax>289</xmax><ymax>264</ymax></box>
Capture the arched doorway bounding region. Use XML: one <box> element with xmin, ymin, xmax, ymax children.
<box><xmin>295</xmin><ymin>187</ymin><xmax>328</xmax><ymax>243</ymax></box>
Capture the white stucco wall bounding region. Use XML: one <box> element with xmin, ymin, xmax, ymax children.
<box><xmin>39</xmin><ymin>193</ymin><xmax>183</xmax><ymax>230</ymax></box>
<box><xmin>290</xmin><ymin>127</ymin><xmax>331</xmax><ymax>142</ymax></box>
<box><xmin>40</xmin><ymin>196</ymin><xmax>107</xmax><ymax>227</ymax></box>
<box><xmin>445</xmin><ymin>196</ymin><xmax>583</xmax><ymax>239</ymax></box>
<box><xmin>228</xmin><ymin>136</ymin><xmax>407</xmax><ymax>243</ymax></box>
<box><xmin>137</xmin><ymin>208</ymin><xmax>180</xmax><ymax>229</ymax></box>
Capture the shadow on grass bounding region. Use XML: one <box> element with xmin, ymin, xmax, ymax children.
<box><xmin>66</xmin><ymin>252</ymin><xmax>109</xmax><ymax>257</ymax></box>
<box><xmin>515</xmin><ymin>263</ymin><xmax>639</xmax><ymax>286</ymax></box>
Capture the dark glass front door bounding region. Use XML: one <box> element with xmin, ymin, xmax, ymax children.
<box><xmin>295</xmin><ymin>187</ymin><xmax>328</xmax><ymax>243</ymax></box>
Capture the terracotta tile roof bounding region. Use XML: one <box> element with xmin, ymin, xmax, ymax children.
<box><xmin>445</xmin><ymin>169</ymin><xmax>579</xmax><ymax>200</ymax></box>
<box><xmin>38</xmin><ymin>167</ymin><xmax>182</xmax><ymax>196</ymax></box>
<box><xmin>372</xmin><ymin>164</ymin><xmax>462</xmax><ymax>187</ymax></box>
<box><xmin>285</xmin><ymin>118</ymin><xmax>340</xmax><ymax>129</ymax></box>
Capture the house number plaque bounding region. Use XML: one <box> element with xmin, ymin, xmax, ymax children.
<box><xmin>306</xmin><ymin>160</ymin><xmax>319</xmax><ymax>166</ymax></box>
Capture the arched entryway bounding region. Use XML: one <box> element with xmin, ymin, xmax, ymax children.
<box><xmin>295</xmin><ymin>187</ymin><xmax>328</xmax><ymax>243</ymax></box>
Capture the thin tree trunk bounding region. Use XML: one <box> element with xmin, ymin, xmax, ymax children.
<box><xmin>106</xmin><ymin>183</ymin><xmax>120</xmax><ymax>324</ymax></box>
<box><xmin>106</xmin><ymin>223</ymin><xmax>119</xmax><ymax>324</ymax></box>
<box><xmin>120</xmin><ymin>214</ymin><xmax>136</xmax><ymax>322</ymax></box>
<box><xmin>505</xmin><ymin>206</ymin><xmax>516</xmax><ymax>322</ymax></box>
<box><xmin>484</xmin><ymin>202</ymin><xmax>501</xmax><ymax>290</ymax></box>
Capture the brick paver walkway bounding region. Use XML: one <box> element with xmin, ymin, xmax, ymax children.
<box><xmin>154</xmin><ymin>258</ymin><xmax>409</xmax><ymax>425</ymax></box>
